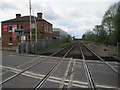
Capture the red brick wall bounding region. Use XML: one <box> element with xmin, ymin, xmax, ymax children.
<box><xmin>2</xmin><ymin>22</ymin><xmax>19</xmax><ymax>47</ymax></box>
<box><xmin>2</xmin><ymin>20</ymin><xmax>53</xmax><ymax>47</ymax></box>
<box><xmin>43</xmin><ymin>21</ymin><xmax>53</xmax><ymax>40</ymax></box>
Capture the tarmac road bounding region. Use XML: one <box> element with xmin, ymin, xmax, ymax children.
<box><xmin>1</xmin><ymin>50</ymin><xmax>119</xmax><ymax>89</ymax></box>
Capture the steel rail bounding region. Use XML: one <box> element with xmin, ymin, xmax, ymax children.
<box><xmin>0</xmin><ymin>44</ymin><xmax>71</xmax><ymax>85</ymax></box>
<box><xmin>1</xmin><ymin>56</ymin><xmax>42</xmax><ymax>75</ymax></box>
<box><xmin>1</xmin><ymin>45</ymin><xmax>69</xmax><ymax>76</ymax></box>
<box><xmin>33</xmin><ymin>46</ymin><xmax>73</xmax><ymax>90</ymax></box>
<box><xmin>83</xmin><ymin>43</ymin><xmax>120</xmax><ymax>75</ymax></box>
<box><xmin>79</xmin><ymin>43</ymin><xmax>96</xmax><ymax>90</ymax></box>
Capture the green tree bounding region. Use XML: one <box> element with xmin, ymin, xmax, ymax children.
<box><xmin>82</xmin><ymin>1</ymin><xmax>119</xmax><ymax>45</ymax></box>
<box><xmin>66</xmin><ymin>35</ymin><xmax>72</xmax><ymax>43</ymax></box>
<box><xmin>109</xmin><ymin>2</ymin><xmax>120</xmax><ymax>45</ymax></box>
<box><xmin>102</xmin><ymin>1</ymin><xmax>119</xmax><ymax>45</ymax></box>
<box><xmin>82</xmin><ymin>31</ymin><xmax>96</xmax><ymax>41</ymax></box>
<box><xmin>92</xmin><ymin>25</ymin><xmax>107</xmax><ymax>43</ymax></box>
<box><xmin>102</xmin><ymin>2</ymin><xmax>118</xmax><ymax>35</ymax></box>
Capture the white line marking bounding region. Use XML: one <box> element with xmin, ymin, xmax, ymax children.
<box><xmin>59</xmin><ymin>58</ymin><xmax>72</xmax><ymax>88</ymax></box>
<box><xmin>1</xmin><ymin>65</ymin><xmax>119</xmax><ymax>89</ymax></box>
<box><xmin>68</xmin><ymin>59</ymin><xmax>76</xmax><ymax>88</ymax></box>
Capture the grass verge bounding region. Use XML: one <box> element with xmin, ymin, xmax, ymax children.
<box><xmin>52</xmin><ymin>42</ymin><xmax>70</xmax><ymax>48</ymax></box>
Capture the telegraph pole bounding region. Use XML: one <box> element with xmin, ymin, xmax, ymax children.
<box><xmin>29</xmin><ymin>0</ymin><xmax>32</xmax><ymax>43</ymax></box>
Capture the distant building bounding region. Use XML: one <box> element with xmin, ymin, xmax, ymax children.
<box><xmin>53</xmin><ymin>28</ymin><xmax>68</xmax><ymax>41</ymax></box>
<box><xmin>1</xmin><ymin>12</ymin><xmax>53</xmax><ymax>47</ymax></box>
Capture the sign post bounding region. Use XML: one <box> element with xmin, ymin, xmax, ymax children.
<box><xmin>15</xmin><ymin>29</ymin><xmax>24</xmax><ymax>53</ymax></box>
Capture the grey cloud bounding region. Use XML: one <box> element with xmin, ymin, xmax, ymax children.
<box><xmin>42</xmin><ymin>7</ymin><xmax>60</xmax><ymax>20</ymax></box>
<box><xmin>68</xmin><ymin>27</ymin><xmax>90</xmax><ymax>38</ymax></box>
<box><xmin>33</xmin><ymin>3</ymin><xmax>60</xmax><ymax>20</ymax></box>
<box><xmin>58</xmin><ymin>20</ymin><xmax>78</xmax><ymax>28</ymax></box>
<box><xmin>1</xmin><ymin>2</ymin><xmax>18</xmax><ymax>10</ymax></box>
<box><xmin>0</xmin><ymin>1</ymin><xmax>115</xmax><ymax>38</ymax></box>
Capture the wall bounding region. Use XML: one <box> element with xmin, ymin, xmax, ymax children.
<box><xmin>2</xmin><ymin>20</ymin><xmax>53</xmax><ymax>47</ymax></box>
<box><xmin>20</xmin><ymin>39</ymin><xmax>63</xmax><ymax>54</ymax></box>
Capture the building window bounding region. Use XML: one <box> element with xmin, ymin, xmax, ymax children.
<box><xmin>31</xmin><ymin>23</ymin><xmax>35</xmax><ymax>28</ymax></box>
<box><xmin>8</xmin><ymin>37</ymin><xmax>13</xmax><ymax>45</ymax></box>
<box><xmin>8</xmin><ymin>25</ymin><xmax>12</xmax><ymax>32</ymax></box>
<box><xmin>27</xmin><ymin>36</ymin><xmax>30</xmax><ymax>41</ymax></box>
<box><xmin>19</xmin><ymin>24</ymin><xmax>23</xmax><ymax>29</ymax></box>
<box><xmin>47</xmin><ymin>26</ymin><xmax>48</xmax><ymax>32</ymax></box>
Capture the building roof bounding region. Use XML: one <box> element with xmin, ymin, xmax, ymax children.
<box><xmin>2</xmin><ymin>16</ymin><xmax>52</xmax><ymax>25</ymax></box>
<box><xmin>53</xmin><ymin>28</ymin><xmax>61</xmax><ymax>31</ymax></box>
<box><xmin>53</xmin><ymin>28</ymin><xmax>68</xmax><ymax>34</ymax></box>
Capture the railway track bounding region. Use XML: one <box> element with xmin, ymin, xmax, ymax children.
<box><xmin>33</xmin><ymin>46</ymin><xmax>73</xmax><ymax>90</ymax></box>
<box><xmin>1</xmin><ymin>44</ymin><xmax>72</xmax><ymax>84</ymax></box>
<box><xmin>81</xmin><ymin>43</ymin><xmax>119</xmax><ymax>75</ymax></box>
<box><xmin>79</xmin><ymin>42</ymin><xmax>119</xmax><ymax>89</ymax></box>
<box><xmin>79</xmin><ymin>43</ymin><xmax>96</xmax><ymax>90</ymax></box>
<box><xmin>1</xmin><ymin>42</ymin><xmax>119</xmax><ymax>89</ymax></box>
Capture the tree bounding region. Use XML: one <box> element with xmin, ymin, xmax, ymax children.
<box><xmin>109</xmin><ymin>1</ymin><xmax>120</xmax><ymax>45</ymax></box>
<box><xmin>82</xmin><ymin>31</ymin><xmax>96</xmax><ymax>41</ymax></box>
<box><xmin>82</xmin><ymin>1</ymin><xmax>119</xmax><ymax>45</ymax></box>
<box><xmin>93</xmin><ymin>25</ymin><xmax>104</xmax><ymax>36</ymax></box>
<box><xmin>102</xmin><ymin>3</ymin><xmax>118</xmax><ymax>35</ymax></box>
<box><xmin>102</xmin><ymin>2</ymin><xmax>119</xmax><ymax>45</ymax></box>
<box><xmin>92</xmin><ymin>25</ymin><xmax>107</xmax><ymax>43</ymax></box>
<box><xmin>66</xmin><ymin>35</ymin><xmax>72</xmax><ymax>43</ymax></box>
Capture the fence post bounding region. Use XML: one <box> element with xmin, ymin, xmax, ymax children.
<box><xmin>35</xmin><ymin>42</ymin><xmax>37</xmax><ymax>54</ymax></box>
<box><xmin>25</xmin><ymin>42</ymin><xmax>29</xmax><ymax>54</ymax></box>
<box><xmin>117</xmin><ymin>42</ymin><xmax>120</xmax><ymax>59</ymax></box>
<box><xmin>18</xmin><ymin>43</ymin><xmax>21</xmax><ymax>53</ymax></box>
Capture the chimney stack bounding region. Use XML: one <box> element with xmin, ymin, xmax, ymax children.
<box><xmin>16</xmin><ymin>14</ymin><xmax>21</xmax><ymax>18</ymax></box>
<box><xmin>37</xmin><ymin>12</ymin><xmax>43</xmax><ymax>18</ymax></box>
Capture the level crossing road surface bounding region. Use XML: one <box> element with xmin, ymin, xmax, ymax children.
<box><xmin>1</xmin><ymin>50</ymin><xmax>119</xmax><ymax>89</ymax></box>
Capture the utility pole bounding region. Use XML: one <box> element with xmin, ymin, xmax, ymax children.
<box><xmin>29</xmin><ymin>0</ymin><xmax>32</xmax><ymax>43</ymax></box>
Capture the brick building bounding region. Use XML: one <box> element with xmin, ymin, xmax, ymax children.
<box><xmin>1</xmin><ymin>12</ymin><xmax>53</xmax><ymax>47</ymax></box>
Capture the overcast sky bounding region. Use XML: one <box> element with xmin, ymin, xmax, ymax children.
<box><xmin>0</xmin><ymin>0</ymin><xmax>119</xmax><ymax>38</ymax></box>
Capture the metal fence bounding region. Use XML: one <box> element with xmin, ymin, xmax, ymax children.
<box><xmin>19</xmin><ymin>39</ymin><xmax>64</xmax><ymax>54</ymax></box>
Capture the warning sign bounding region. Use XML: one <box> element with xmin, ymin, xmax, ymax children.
<box><xmin>12</xmin><ymin>25</ymin><xmax>17</xmax><ymax>40</ymax></box>
<box><xmin>3</xmin><ymin>25</ymin><xmax>8</xmax><ymax>31</ymax></box>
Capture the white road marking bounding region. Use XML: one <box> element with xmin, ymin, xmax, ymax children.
<box><xmin>89</xmin><ymin>63</ymin><xmax>119</xmax><ymax>68</ymax></box>
<box><xmin>59</xmin><ymin>58</ymin><xmax>72</xmax><ymax>88</ymax></box>
<box><xmin>8</xmin><ymin>54</ymin><xmax>37</xmax><ymax>57</ymax></box>
<box><xmin>8</xmin><ymin>55</ymin><xmax>16</xmax><ymax>56</ymax></box>
<box><xmin>1</xmin><ymin>65</ymin><xmax>119</xmax><ymax>89</ymax></box>
<box><xmin>68</xmin><ymin>59</ymin><xmax>76</xmax><ymax>88</ymax></box>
